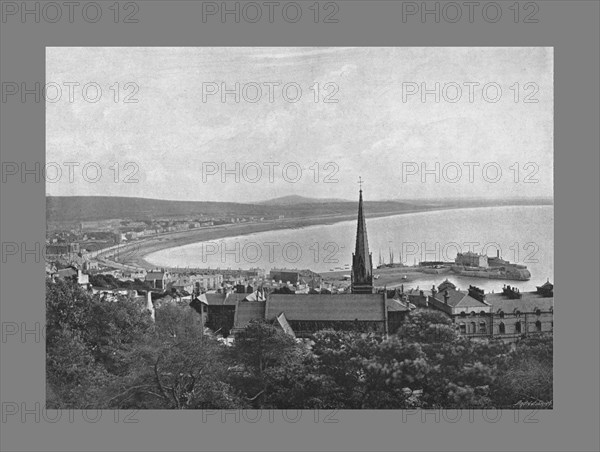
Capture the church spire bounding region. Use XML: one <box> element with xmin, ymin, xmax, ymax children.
<box><xmin>351</xmin><ymin>178</ymin><xmax>374</xmax><ymax>294</ymax></box>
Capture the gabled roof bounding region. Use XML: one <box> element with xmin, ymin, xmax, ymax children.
<box><xmin>225</xmin><ymin>292</ymin><xmax>250</xmax><ymax>305</ymax></box>
<box><xmin>386</xmin><ymin>297</ymin><xmax>412</xmax><ymax>312</ymax></box>
<box><xmin>275</xmin><ymin>312</ymin><xmax>296</xmax><ymax>337</ymax></box>
<box><xmin>434</xmin><ymin>289</ymin><xmax>488</xmax><ymax>309</ymax></box>
<box><xmin>146</xmin><ymin>271</ymin><xmax>166</xmax><ymax>280</ymax></box>
<box><xmin>437</xmin><ymin>279</ymin><xmax>456</xmax><ymax>292</ymax></box>
<box><xmin>204</xmin><ymin>293</ymin><xmax>226</xmax><ymax>305</ymax></box>
<box><xmin>267</xmin><ymin>293</ymin><xmax>385</xmax><ymax>322</ymax></box>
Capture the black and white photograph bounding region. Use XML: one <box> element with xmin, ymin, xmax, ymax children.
<box><xmin>45</xmin><ymin>46</ymin><xmax>554</xmax><ymax>410</ymax></box>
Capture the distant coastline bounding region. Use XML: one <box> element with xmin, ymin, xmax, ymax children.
<box><xmin>97</xmin><ymin>203</ymin><xmax>553</xmax><ymax>271</ymax></box>
<box><xmin>100</xmin><ymin>207</ymin><xmax>441</xmax><ymax>270</ymax></box>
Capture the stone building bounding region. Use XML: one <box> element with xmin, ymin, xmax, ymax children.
<box><xmin>425</xmin><ymin>280</ymin><xmax>553</xmax><ymax>341</ymax></box>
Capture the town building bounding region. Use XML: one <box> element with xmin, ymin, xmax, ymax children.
<box><xmin>455</xmin><ymin>251</ymin><xmax>488</xmax><ymax>268</ymax></box>
<box><xmin>188</xmin><ymin>184</ymin><xmax>415</xmax><ymax>338</ymax></box>
<box><xmin>269</xmin><ymin>269</ymin><xmax>322</xmax><ymax>287</ymax></box>
<box><xmin>145</xmin><ymin>270</ymin><xmax>169</xmax><ymax>289</ymax></box>
<box><xmin>424</xmin><ymin>279</ymin><xmax>553</xmax><ymax>341</ymax></box>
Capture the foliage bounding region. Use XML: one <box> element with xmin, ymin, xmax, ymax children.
<box><xmin>491</xmin><ymin>333</ymin><xmax>553</xmax><ymax>407</ymax></box>
<box><xmin>46</xmin><ymin>279</ymin><xmax>552</xmax><ymax>409</ymax></box>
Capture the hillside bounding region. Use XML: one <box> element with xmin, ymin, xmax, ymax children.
<box><xmin>46</xmin><ymin>195</ymin><xmax>422</xmax><ymax>224</ymax></box>
<box><xmin>46</xmin><ymin>195</ymin><xmax>552</xmax><ymax>225</ymax></box>
<box><xmin>258</xmin><ymin>195</ymin><xmax>350</xmax><ymax>205</ymax></box>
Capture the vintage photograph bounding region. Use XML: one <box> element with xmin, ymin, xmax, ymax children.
<box><xmin>46</xmin><ymin>47</ymin><xmax>553</xmax><ymax>410</ymax></box>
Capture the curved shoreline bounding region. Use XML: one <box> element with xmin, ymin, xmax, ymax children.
<box><xmin>98</xmin><ymin>204</ymin><xmax>552</xmax><ymax>271</ymax></box>
<box><xmin>99</xmin><ymin>208</ymin><xmax>441</xmax><ymax>270</ymax></box>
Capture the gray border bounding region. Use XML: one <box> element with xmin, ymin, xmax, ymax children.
<box><xmin>1</xmin><ymin>1</ymin><xmax>599</xmax><ymax>451</ymax></box>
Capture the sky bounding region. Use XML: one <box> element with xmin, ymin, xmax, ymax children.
<box><xmin>46</xmin><ymin>47</ymin><xmax>553</xmax><ymax>203</ymax></box>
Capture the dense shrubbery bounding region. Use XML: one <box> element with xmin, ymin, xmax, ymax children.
<box><xmin>47</xmin><ymin>279</ymin><xmax>553</xmax><ymax>409</ymax></box>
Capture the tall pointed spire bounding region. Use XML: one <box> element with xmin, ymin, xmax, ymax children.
<box><xmin>351</xmin><ymin>178</ymin><xmax>374</xmax><ymax>294</ymax></box>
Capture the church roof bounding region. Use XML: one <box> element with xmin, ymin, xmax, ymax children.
<box><xmin>266</xmin><ymin>293</ymin><xmax>386</xmax><ymax>322</ymax></box>
<box><xmin>234</xmin><ymin>300</ymin><xmax>266</xmax><ymax>329</ymax></box>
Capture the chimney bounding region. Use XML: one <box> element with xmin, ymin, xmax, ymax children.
<box><xmin>146</xmin><ymin>292</ymin><xmax>155</xmax><ymax>322</ymax></box>
<box><xmin>431</xmin><ymin>284</ymin><xmax>437</xmax><ymax>299</ymax></box>
<box><xmin>497</xmin><ymin>250</ymin><xmax>500</xmax><ymax>258</ymax></box>
<box><xmin>443</xmin><ymin>290</ymin><xmax>449</xmax><ymax>304</ymax></box>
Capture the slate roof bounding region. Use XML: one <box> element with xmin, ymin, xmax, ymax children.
<box><xmin>266</xmin><ymin>293</ymin><xmax>386</xmax><ymax>322</ymax></box>
<box><xmin>203</xmin><ymin>292</ymin><xmax>249</xmax><ymax>306</ymax></box>
<box><xmin>146</xmin><ymin>271</ymin><xmax>166</xmax><ymax>280</ymax></box>
<box><xmin>235</xmin><ymin>301</ymin><xmax>266</xmax><ymax>329</ymax></box>
<box><xmin>386</xmin><ymin>297</ymin><xmax>412</xmax><ymax>312</ymax></box>
<box><xmin>486</xmin><ymin>292</ymin><xmax>554</xmax><ymax>313</ymax></box>
<box><xmin>434</xmin><ymin>289</ymin><xmax>488</xmax><ymax>309</ymax></box>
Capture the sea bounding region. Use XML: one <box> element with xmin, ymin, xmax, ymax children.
<box><xmin>145</xmin><ymin>205</ymin><xmax>554</xmax><ymax>292</ymax></box>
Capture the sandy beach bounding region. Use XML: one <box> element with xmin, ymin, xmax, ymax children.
<box><xmin>97</xmin><ymin>207</ymin><xmax>445</xmax><ymax>270</ymax></box>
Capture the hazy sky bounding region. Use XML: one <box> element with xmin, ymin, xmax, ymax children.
<box><xmin>46</xmin><ymin>47</ymin><xmax>553</xmax><ymax>203</ymax></box>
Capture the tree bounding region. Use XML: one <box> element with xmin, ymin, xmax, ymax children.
<box><xmin>491</xmin><ymin>334</ymin><xmax>553</xmax><ymax>407</ymax></box>
<box><xmin>396</xmin><ymin>309</ymin><xmax>511</xmax><ymax>408</ymax></box>
<box><xmin>310</xmin><ymin>330</ymin><xmax>423</xmax><ymax>408</ymax></box>
<box><xmin>107</xmin><ymin>304</ymin><xmax>243</xmax><ymax>409</ymax></box>
<box><xmin>46</xmin><ymin>278</ymin><xmax>154</xmax><ymax>407</ymax></box>
<box><xmin>228</xmin><ymin>320</ymin><xmax>301</xmax><ymax>407</ymax></box>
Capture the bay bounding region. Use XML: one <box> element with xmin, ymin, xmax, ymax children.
<box><xmin>145</xmin><ymin>205</ymin><xmax>553</xmax><ymax>292</ymax></box>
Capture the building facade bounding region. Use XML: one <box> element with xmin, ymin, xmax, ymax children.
<box><xmin>425</xmin><ymin>280</ymin><xmax>553</xmax><ymax>341</ymax></box>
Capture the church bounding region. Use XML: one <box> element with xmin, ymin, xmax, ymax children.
<box><xmin>190</xmin><ymin>183</ymin><xmax>554</xmax><ymax>342</ymax></box>
<box><xmin>192</xmin><ymin>182</ymin><xmax>412</xmax><ymax>338</ymax></box>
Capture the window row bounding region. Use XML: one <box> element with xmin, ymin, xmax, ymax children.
<box><xmin>457</xmin><ymin>320</ymin><xmax>544</xmax><ymax>335</ymax></box>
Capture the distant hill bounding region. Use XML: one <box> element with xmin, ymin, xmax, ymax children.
<box><xmin>258</xmin><ymin>195</ymin><xmax>351</xmax><ymax>205</ymax></box>
<box><xmin>46</xmin><ymin>196</ymin><xmax>258</xmax><ymax>223</ymax></box>
<box><xmin>47</xmin><ymin>195</ymin><xmax>419</xmax><ymax>224</ymax></box>
<box><xmin>46</xmin><ymin>195</ymin><xmax>551</xmax><ymax>225</ymax></box>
